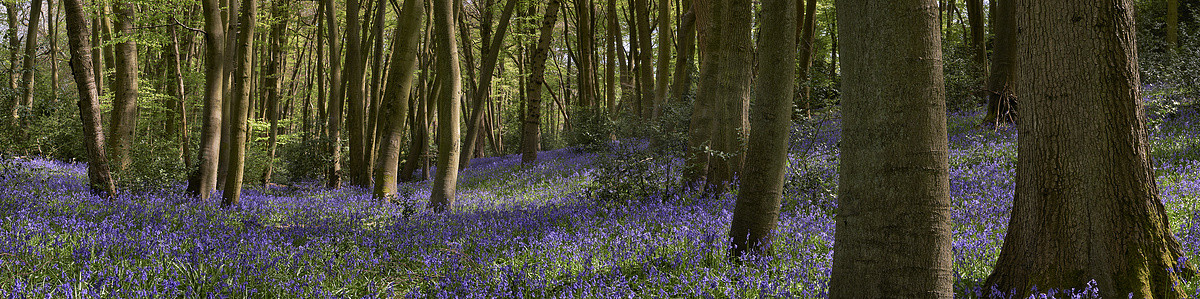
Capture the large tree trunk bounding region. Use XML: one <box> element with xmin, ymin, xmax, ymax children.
<box><xmin>222</xmin><ymin>0</ymin><xmax>254</xmax><ymax>207</ymax></box>
<box><xmin>62</xmin><ymin>0</ymin><xmax>116</xmax><ymax>198</ymax></box>
<box><xmin>681</xmin><ymin>0</ymin><xmax>713</xmax><ymax>186</ymax></box>
<box><xmin>427</xmin><ymin>0</ymin><xmax>463</xmax><ymax>212</ymax></box>
<box><xmin>966</xmin><ymin>0</ymin><xmax>986</xmax><ymax>70</ymax></box>
<box><xmin>372</xmin><ymin>0</ymin><xmax>424</xmax><ymax>201</ymax></box>
<box><xmin>669</xmin><ymin>0</ymin><xmax>694</xmax><ymax>102</ymax></box>
<box><xmin>16</xmin><ymin>0</ymin><xmax>43</xmax><ymax>114</ymax></box>
<box><xmin>107</xmin><ymin>0</ymin><xmax>138</xmax><ymax>174</ymax></box>
<box><xmin>461</xmin><ymin>0</ymin><xmax>519</xmax><ymax>169</ymax></box>
<box><xmin>520</xmin><ymin>0</ymin><xmax>560</xmax><ymax>164</ymax></box>
<box><xmin>983</xmin><ymin>0</ymin><xmax>1193</xmax><ymax>297</ymax></box>
<box><xmin>981</xmin><ymin>0</ymin><xmax>1015</xmax><ymax>126</ymax></box>
<box><xmin>186</xmin><ymin>0</ymin><xmax>226</xmax><ymax>199</ymax></box>
<box><xmin>345</xmin><ymin>0</ymin><xmax>369</xmax><ymax>187</ymax></box>
<box><xmin>262</xmin><ymin>0</ymin><xmax>290</xmax><ymax>186</ymax></box>
<box><xmin>634</xmin><ymin>0</ymin><xmax>653</xmax><ymax>119</ymax></box>
<box><xmin>698</xmin><ymin>0</ymin><xmax>752</xmax><ymax>194</ymax></box>
<box><xmin>829</xmin><ymin>0</ymin><xmax>953</xmax><ymax>297</ymax></box>
<box><xmin>727</xmin><ymin>0</ymin><xmax>795</xmax><ymax>259</ymax></box>
<box><xmin>323</xmin><ymin>0</ymin><xmax>346</xmax><ymax>189</ymax></box>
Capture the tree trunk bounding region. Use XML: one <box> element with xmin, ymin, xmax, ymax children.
<box><xmin>167</xmin><ymin>26</ymin><xmax>190</xmax><ymax>168</ymax></box>
<box><xmin>605</xmin><ymin>0</ymin><xmax>617</xmax><ymax>117</ymax></box>
<box><xmin>727</xmin><ymin>0</ymin><xmax>795</xmax><ymax>259</ymax></box>
<box><xmin>345</xmin><ymin>0</ymin><xmax>369</xmax><ymax>187</ymax></box>
<box><xmin>1167</xmin><ymin>0</ymin><xmax>1178</xmax><ymax>48</ymax></box>
<box><xmin>983</xmin><ymin>0</ymin><xmax>1193</xmax><ymax>297</ymax></box>
<box><xmin>651</xmin><ymin>0</ymin><xmax>670</xmax><ymax>119</ymax></box>
<box><xmin>222</xmin><ymin>0</ymin><xmax>254</xmax><ymax>208</ymax></box>
<box><xmin>107</xmin><ymin>0</ymin><xmax>138</xmax><ymax>174</ymax></box>
<box><xmin>372</xmin><ymin>0</ymin><xmax>424</xmax><ymax>201</ymax></box>
<box><xmin>698</xmin><ymin>0</ymin><xmax>752</xmax><ymax>194</ymax></box>
<box><xmin>634</xmin><ymin>0</ymin><xmax>653</xmax><ymax>119</ymax></box>
<box><xmin>682</xmin><ymin>0</ymin><xmax>713</xmax><ymax>186</ymax></box>
<box><xmin>966</xmin><ymin>0</ymin><xmax>986</xmax><ymax>70</ymax></box>
<box><xmin>324</xmin><ymin>0</ymin><xmax>345</xmax><ymax>189</ymax></box>
<box><xmin>520</xmin><ymin>0</ymin><xmax>560</xmax><ymax>164</ymax></box>
<box><xmin>829</xmin><ymin>0</ymin><xmax>953</xmax><ymax>297</ymax></box>
<box><xmin>262</xmin><ymin>0</ymin><xmax>289</xmax><ymax>186</ymax></box>
<box><xmin>186</xmin><ymin>0</ymin><xmax>226</xmax><ymax>199</ymax></box>
<box><xmin>428</xmin><ymin>0</ymin><xmax>462</xmax><ymax>212</ymax></box>
<box><xmin>669</xmin><ymin>0</ymin><xmax>694</xmax><ymax>102</ymax></box>
<box><xmin>794</xmin><ymin>0</ymin><xmax>817</xmax><ymax>118</ymax></box>
<box><xmin>578</xmin><ymin>0</ymin><xmax>596</xmax><ymax>110</ymax></box>
<box><xmin>16</xmin><ymin>0</ymin><xmax>43</xmax><ymax>114</ymax></box>
<box><xmin>365</xmin><ymin>0</ymin><xmax>386</xmax><ymax>177</ymax></box>
<box><xmin>981</xmin><ymin>0</ymin><xmax>1015</xmax><ymax>126</ymax></box>
<box><xmin>461</xmin><ymin>0</ymin><xmax>519</xmax><ymax>169</ymax></box>
<box><xmin>5</xmin><ymin>4</ymin><xmax>17</xmax><ymax>97</ymax></box>
<box><xmin>62</xmin><ymin>0</ymin><xmax>117</xmax><ymax>198</ymax></box>
<box><xmin>614</xmin><ymin>0</ymin><xmax>633</xmax><ymax>117</ymax></box>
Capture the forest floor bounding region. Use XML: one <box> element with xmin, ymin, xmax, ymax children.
<box><xmin>1</xmin><ymin>99</ymin><xmax>1199</xmax><ymax>298</ymax></box>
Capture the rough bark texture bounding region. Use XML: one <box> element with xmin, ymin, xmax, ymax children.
<box><xmin>983</xmin><ymin>0</ymin><xmax>1192</xmax><ymax>297</ymax></box>
<box><xmin>520</xmin><ymin>0</ymin><xmax>560</xmax><ymax>164</ymax></box>
<box><xmin>981</xmin><ymin>0</ymin><xmax>1016</xmax><ymax>126</ymax></box>
<box><xmin>727</xmin><ymin>0</ymin><xmax>795</xmax><ymax>259</ymax></box>
<box><xmin>17</xmin><ymin>0</ymin><xmax>42</xmax><ymax>113</ymax></box>
<box><xmin>62</xmin><ymin>0</ymin><xmax>117</xmax><ymax>198</ymax></box>
<box><xmin>577</xmin><ymin>0</ymin><xmax>596</xmax><ymax>110</ymax></box>
<box><xmin>186</xmin><ymin>0</ymin><xmax>226</xmax><ymax>199</ymax></box>
<box><xmin>107</xmin><ymin>0</ymin><xmax>138</xmax><ymax>174</ymax></box>
<box><xmin>461</xmin><ymin>0</ymin><xmax>519</xmax><ymax>169</ymax></box>
<box><xmin>427</xmin><ymin>0</ymin><xmax>463</xmax><ymax>212</ymax></box>
<box><xmin>692</xmin><ymin>0</ymin><xmax>752</xmax><ymax>194</ymax></box>
<box><xmin>372</xmin><ymin>0</ymin><xmax>424</xmax><ymax>201</ymax></box>
<box><xmin>966</xmin><ymin>0</ymin><xmax>986</xmax><ymax>70</ymax></box>
<box><xmin>829</xmin><ymin>0</ymin><xmax>954</xmax><ymax>297</ymax></box>
<box><xmin>681</xmin><ymin>1</ymin><xmax>712</xmax><ymax>186</ymax></box>
<box><xmin>324</xmin><ymin>0</ymin><xmax>345</xmax><ymax>189</ymax></box>
<box><xmin>222</xmin><ymin>0</ymin><xmax>255</xmax><ymax>207</ymax></box>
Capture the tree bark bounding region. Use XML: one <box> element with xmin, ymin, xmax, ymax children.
<box><xmin>107</xmin><ymin>0</ymin><xmax>138</xmax><ymax>174</ymax></box>
<box><xmin>634</xmin><ymin>0</ymin><xmax>653</xmax><ymax>119</ymax></box>
<box><xmin>651</xmin><ymin>0</ymin><xmax>670</xmax><ymax>119</ymax></box>
<box><xmin>578</xmin><ymin>0</ymin><xmax>596</xmax><ymax>110</ymax></box>
<box><xmin>794</xmin><ymin>0</ymin><xmax>816</xmax><ymax>118</ymax></box>
<box><xmin>682</xmin><ymin>0</ymin><xmax>713</xmax><ymax>186</ymax></box>
<box><xmin>62</xmin><ymin>0</ymin><xmax>117</xmax><ymax>198</ymax></box>
<box><xmin>17</xmin><ymin>0</ymin><xmax>43</xmax><ymax>113</ymax></box>
<box><xmin>669</xmin><ymin>0</ymin><xmax>694</xmax><ymax>102</ymax></box>
<box><xmin>372</xmin><ymin>0</ymin><xmax>424</xmax><ymax>201</ymax></box>
<box><xmin>345</xmin><ymin>0</ymin><xmax>369</xmax><ymax>187</ymax></box>
<box><xmin>727</xmin><ymin>0</ymin><xmax>795</xmax><ymax>259</ymax></box>
<box><xmin>966</xmin><ymin>0</ymin><xmax>986</xmax><ymax>70</ymax></box>
<box><xmin>167</xmin><ymin>26</ymin><xmax>190</xmax><ymax>168</ymax></box>
<box><xmin>520</xmin><ymin>0</ymin><xmax>560</xmax><ymax>164</ymax></box>
<box><xmin>697</xmin><ymin>0</ymin><xmax>751</xmax><ymax>194</ymax></box>
<box><xmin>829</xmin><ymin>0</ymin><xmax>953</xmax><ymax>297</ymax></box>
<box><xmin>461</xmin><ymin>0</ymin><xmax>519</xmax><ymax>169</ymax></box>
<box><xmin>983</xmin><ymin>0</ymin><xmax>1193</xmax><ymax>297</ymax></box>
<box><xmin>981</xmin><ymin>0</ymin><xmax>1015</xmax><ymax>126</ymax></box>
<box><xmin>5</xmin><ymin>4</ymin><xmax>17</xmax><ymax>97</ymax></box>
<box><xmin>324</xmin><ymin>0</ymin><xmax>346</xmax><ymax>189</ymax></box>
<box><xmin>222</xmin><ymin>0</ymin><xmax>255</xmax><ymax>208</ymax></box>
<box><xmin>604</xmin><ymin>0</ymin><xmax>617</xmax><ymax>117</ymax></box>
<box><xmin>1167</xmin><ymin>0</ymin><xmax>1178</xmax><ymax>48</ymax></box>
<box><xmin>262</xmin><ymin>0</ymin><xmax>290</xmax><ymax>186</ymax></box>
<box><xmin>186</xmin><ymin>0</ymin><xmax>226</xmax><ymax>199</ymax></box>
<box><xmin>428</xmin><ymin>0</ymin><xmax>463</xmax><ymax>212</ymax></box>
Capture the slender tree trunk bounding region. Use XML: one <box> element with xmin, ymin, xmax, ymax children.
<box><xmin>981</xmin><ymin>0</ymin><xmax>1015</xmax><ymax>126</ymax></box>
<box><xmin>167</xmin><ymin>26</ymin><xmax>190</xmax><ymax>167</ymax></box>
<box><xmin>372</xmin><ymin>0</ymin><xmax>424</xmax><ymax>201</ymax></box>
<box><xmin>983</xmin><ymin>0</ymin><xmax>1193</xmax><ymax>296</ymax></box>
<box><xmin>16</xmin><ymin>0</ymin><xmax>43</xmax><ymax>113</ymax></box>
<box><xmin>428</xmin><ymin>0</ymin><xmax>462</xmax><ymax>212</ymax></box>
<box><xmin>669</xmin><ymin>0</ymin><xmax>694</xmax><ymax>102</ymax></box>
<box><xmin>605</xmin><ymin>0</ymin><xmax>617</xmax><ymax>117</ymax></box>
<box><xmin>794</xmin><ymin>0</ymin><xmax>816</xmax><ymax>118</ymax></box>
<box><xmin>728</xmin><ymin>0</ymin><xmax>795</xmax><ymax>259</ymax></box>
<box><xmin>62</xmin><ymin>0</ymin><xmax>117</xmax><ymax>198</ymax></box>
<box><xmin>614</xmin><ymin>0</ymin><xmax>633</xmax><ymax>117</ymax></box>
<box><xmin>829</xmin><ymin>0</ymin><xmax>953</xmax><ymax>297</ymax></box>
<box><xmin>520</xmin><ymin>0</ymin><xmax>560</xmax><ymax>164</ymax></box>
<box><xmin>634</xmin><ymin>0</ymin><xmax>653</xmax><ymax>119</ymax></box>
<box><xmin>5</xmin><ymin>4</ymin><xmax>17</xmax><ymax>97</ymax></box>
<box><xmin>186</xmin><ymin>0</ymin><xmax>226</xmax><ymax>199</ymax></box>
<box><xmin>49</xmin><ymin>0</ymin><xmax>59</xmax><ymax>99</ymax></box>
<box><xmin>402</xmin><ymin>27</ymin><xmax>435</xmax><ymax>183</ymax></box>
<box><xmin>89</xmin><ymin>7</ymin><xmax>104</xmax><ymax>99</ymax></box>
<box><xmin>345</xmin><ymin>0</ymin><xmax>369</xmax><ymax>187</ymax></box>
<box><xmin>1167</xmin><ymin>0</ymin><xmax>1178</xmax><ymax>48</ymax></box>
<box><xmin>365</xmin><ymin>0</ymin><xmax>386</xmax><ymax>177</ymax></box>
<box><xmin>578</xmin><ymin>0</ymin><xmax>596</xmax><ymax>110</ymax></box>
<box><xmin>324</xmin><ymin>0</ymin><xmax>345</xmax><ymax>189</ymax></box>
<box><xmin>262</xmin><ymin>0</ymin><xmax>290</xmax><ymax>185</ymax></box>
<box><xmin>222</xmin><ymin>0</ymin><xmax>254</xmax><ymax>207</ymax></box>
<box><xmin>107</xmin><ymin>0</ymin><xmax>138</xmax><ymax>174</ymax></box>
<box><xmin>651</xmin><ymin>0</ymin><xmax>670</xmax><ymax>119</ymax></box>
<box><xmin>461</xmin><ymin>0</ymin><xmax>519</xmax><ymax>169</ymax></box>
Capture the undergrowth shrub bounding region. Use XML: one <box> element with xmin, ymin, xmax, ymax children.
<box><xmin>280</xmin><ymin>137</ymin><xmax>332</xmax><ymax>183</ymax></box>
<box><xmin>585</xmin><ymin>140</ymin><xmax>672</xmax><ymax>206</ymax></box>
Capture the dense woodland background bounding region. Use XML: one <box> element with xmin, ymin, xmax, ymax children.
<box><xmin>2</xmin><ymin>0</ymin><xmax>1200</xmax><ymax>297</ymax></box>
